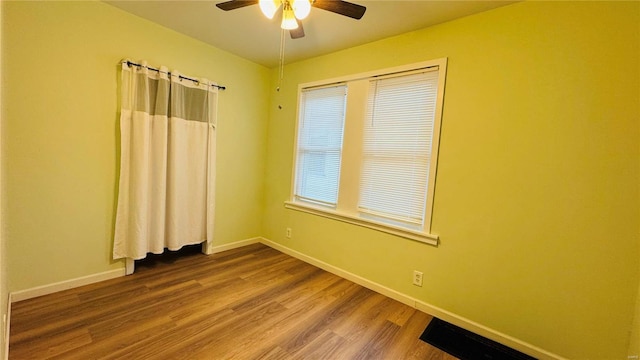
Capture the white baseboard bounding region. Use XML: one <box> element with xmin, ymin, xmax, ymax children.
<box><xmin>260</xmin><ymin>238</ymin><xmax>416</xmax><ymax>308</ymax></box>
<box><xmin>10</xmin><ymin>237</ymin><xmax>262</xmax><ymax>304</ymax></box>
<box><xmin>259</xmin><ymin>237</ymin><xmax>566</xmax><ymax>360</ymax></box>
<box><xmin>3</xmin><ymin>293</ymin><xmax>10</xmax><ymax>360</ymax></box>
<box><xmin>10</xmin><ymin>268</ymin><xmax>126</xmax><ymax>303</ymax></box>
<box><xmin>5</xmin><ymin>237</ymin><xmax>566</xmax><ymax>360</ymax></box>
<box><xmin>206</xmin><ymin>237</ymin><xmax>261</xmax><ymax>255</ymax></box>
<box><xmin>414</xmin><ymin>300</ymin><xmax>567</xmax><ymax>360</ymax></box>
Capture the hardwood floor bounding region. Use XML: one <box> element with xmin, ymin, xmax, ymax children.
<box><xmin>9</xmin><ymin>243</ymin><xmax>457</xmax><ymax>359</ymax></box>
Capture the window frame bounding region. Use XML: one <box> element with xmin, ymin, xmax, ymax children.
<box><xmin>286</xmin><ymin>58</ymin><xmax>447</xmax><ymax>246</ymax></box>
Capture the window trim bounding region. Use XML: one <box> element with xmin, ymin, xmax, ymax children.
<box><xmin>287</xmin><ymin>58</ymin><xmax>447</xmax><ymax>246</ymax></box>
<box><xmin>284</xmin><ymin>201</ymin><xmax>439</xmax><ymax>245</ymax></box>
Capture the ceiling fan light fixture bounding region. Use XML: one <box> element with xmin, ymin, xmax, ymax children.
<box><xmin>216</xmin><ymin>0</ymin><xmax>367</xmax><ymax>38</ymax></box>
<box><xmin>281</xmin><ymin>5</ymin><xmax>299</xmax><ymax>29</ymax></box>
<box><xmin>292</xmin><ymin>0</ymin><xmax>311</xmax><ymax>20</ymax></box>
<box><xmin>259</xmin><ymin>0</ymin><xmax>281</xmax><ymax>19</ymax></box>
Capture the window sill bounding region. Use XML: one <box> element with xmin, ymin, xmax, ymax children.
<box><xmin>284</xmin><ymin>201</ymin><xmax>439</xmax><ymax>246</ymax></box>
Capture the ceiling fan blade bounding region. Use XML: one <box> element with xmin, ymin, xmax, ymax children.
<box><xmin>215</xmin><ymin>0</ymin><xmax>258</xmax><ymax>11</ymax></box>
<box><xmin>290</xmin><ymin>20</ymin><xmax>305</xmax><ymax>39</ymax></box>
<box><xmin>311</xmin><ymin>0</ymin><xmax>366</xmax><ymax>20</ymax></box>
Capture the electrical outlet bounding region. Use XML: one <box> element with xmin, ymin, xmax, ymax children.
<box><xmin>286</xmin><ymin>227</ymin><xmax>292</xmax><ymax>239</ymax></box>
<box><xmin>413</xmin><ymin>270</ymin><xmax>423</xmax><ymax>287</ymax></box>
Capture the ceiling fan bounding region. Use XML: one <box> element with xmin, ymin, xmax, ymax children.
<box><xmin>215</xmin><ymin>0</ymin><xmax>366</xmax><ymax>39</ymax></box>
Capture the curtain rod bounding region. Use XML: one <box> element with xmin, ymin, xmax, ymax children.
<box><xmin>123</xmin><ymin>60</ymin><xmax>226</xmax><ymax>90</ymax></box>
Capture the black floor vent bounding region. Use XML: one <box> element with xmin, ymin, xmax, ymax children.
<box><xmin>419</xmin><ymin>318</ymin><xmax>537</xmax><ymax>360</ymax></box>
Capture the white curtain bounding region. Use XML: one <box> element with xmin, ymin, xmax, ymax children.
<box><xmin>113</xmin><ymin>60</ymin><xmax>217</xmax><ymax>260</ymax></box>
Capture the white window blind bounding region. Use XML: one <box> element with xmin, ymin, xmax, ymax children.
<box><xmin>295</xmin><ymin>84</ymin><xmax>347</xmax><ymax>206</ymax></box>
<box><xmin>359</xmin><ymin>70</ymin><xmax>439</xmax><ymax>225</ymax></box>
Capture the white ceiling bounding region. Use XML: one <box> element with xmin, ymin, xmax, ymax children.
<box><xmin>105</xmin><ymin>0</ymin><xmax>517</xmax><ymax>68</ymax></box>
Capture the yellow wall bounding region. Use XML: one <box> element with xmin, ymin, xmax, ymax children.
<box><xmin>631</xmin><ymin>271</ymin><xmax>640</xmax><ymax>357</ymax></box>
<box><xmin>2</xmin><ymin>1</ymin><xmax>270</xmax><ymax>291</ymax></box>
<box><xmin>262</xmin><ymin>1</ymin><xmax>640</xmax><ymax>358</ymax></box>
<box><xmin>0</xmin><ymin>1</ymin><xmax>6</xmax><ymax>357</ymax></box>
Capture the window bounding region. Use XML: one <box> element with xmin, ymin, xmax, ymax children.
<box><xmin>294</xmin><ymin>85</ymin><xmax>347</xmax><ymax>207</ymax></box>
<box><xmin>287</xmin><ymin>59</ymin><xmax>447</xmax><ymax>245</ymax></box>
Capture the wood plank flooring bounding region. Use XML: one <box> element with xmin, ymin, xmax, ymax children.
<box><xmin>9</xmin><ymin>243</ymin><xmax>457</xmax><ymax>359</ymax></box>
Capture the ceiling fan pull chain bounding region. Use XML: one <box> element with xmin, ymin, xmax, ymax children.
<box><xmin>278</xmin><ymin>27</ymin><xmax>286</xmax><ymax>91</ymax></box>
